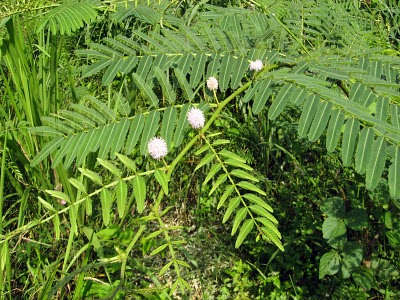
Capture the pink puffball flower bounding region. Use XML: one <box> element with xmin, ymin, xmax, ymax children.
<box><xmin>148</xmin><ymin>137</ymin><xmax>168</xmax><ymax>160</ymax></box>
<box><xmin>207</xmin><ymin>77</ymin><xmax>218</xmax><ymax>91</ymax></box>
<box><xmin>249</xmin><ymin>59</ymin><xmax>263</xmax><ymax>71</ymax></box>
<box><xmin>61</xmin><ymin>200</ymin><xmax>67</xmax><ymax>205</ymax></box>
<box><xmin>187</xmin><ymin>107</ymin><xmax>205</xmax><ymax>129</ymax></box>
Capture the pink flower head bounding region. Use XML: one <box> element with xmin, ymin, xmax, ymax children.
<box><xmin>61</xmin><ymin>200</ymin><xmax>67</xmax><ymax>205</ymax></box>
<box><xmin>148</xmin><ymin>137</ymin><xmax>168</xmax><ymax>160</ymax></box>
<box><xmin>207</xmin><ymin>77</ymin><xmax>218</xmax><ymax>91</ymax></box>
<box><xmin>187</xmin><ymin>107</ymin><xmax>205</xmax><ymax>129</ymax></box>
<box><xmin>249</xmin><ymin>59</ymin><xmax>263</xmax><ymax>71</ymax></box>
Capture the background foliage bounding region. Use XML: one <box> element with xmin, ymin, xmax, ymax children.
<box><xmin>1</xmin><ymin>0</ymin><xmax>400</xmax><ymax>299</ymax></box>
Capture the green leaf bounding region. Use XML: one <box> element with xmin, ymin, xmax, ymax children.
<box><xmin>260</xmin><ymin>227</ymin><xmax>284</xmax><ymax>251</ymax></box>
<box><xmin>82</xmin><ymin>58</ymin><xmax>112</xmax><ymax>78</ymax></box>
<box><xmin>110</xmin><ymin>118</ymin><xmax>130</xmax><ymax>159</ymax></box>
<box><xmin>160</xmin><ymin>106</ymin><xmax>177</xmax><ymax>149</ymax></box>
<box><xmin>322</xmin><ymin>217</ymin><xmax>347</xmax><ymax>239</ymax></box>
<box><xmin>79</xmin><ymin>168</ymin><xmax>103</xmax><ymax>185</ymax></box>
<box><xmin>308</xmin><ymin>101</ymin><xmax>333</xmax><ymax>142</ymax></box>
<box><xmin>206</xmin><ymin>55</ymin><xmax>220</xmax><ymax>79</ymax></box>
<box><xmin>97</xmin><ymin>158</ymin><xmax>121</xmax><ymax>177</ymax></box>
<box><xmin>298</xmin><ymin>94</ymin><xmax>319</xmax><ymax>138</ymax></box>
<box><xmin>252</xmin><ymin>79</ymin><xmax>272</xmax><ymax>115</ymax></box>
<box><xmin>154</xmin><ymin>67</ymin><xmax>176</xmax><ymax>105</ymax></box>
<box><xmin>360</xmin><ymin>88</ymin><xmax>376</xmax><ymax>107</ymax></box>
<box><xmin>389</xmin><ymin>146</ymin><xmax>400</xmax><ymax>199</ymax></box>
<box><xmin>257</xmin><ymin>217</ymin><xmax>281</xmax><ymax>238</ymax></box>
<box><xmin>341</xmin><ymin>242</ymin><xmax>363</xmax><ymax>278</ymax></box>
<box><xmin>231</xmin><ymin>57</ymin><xmax>250</xmax><ymax>89</ymax></box>
<box><xmin>209</xmin><ymin>174</ymin><xmax>228</xmax><ymax>196</ymax></box>
<box><xmin>126</xmin><ymin>114</ymin><xmax>145</xmax><ymax>155</ymax></box>
<box><xmin>158</xmin><ymin>261</ymin><xmax>173</xmax><ymax>277</ymax></box>
<box><xmin>116</xmin><ymin>153</ymin><xmax>137</xmax><ymax>172</ymax></box>
<box><xmin>146</xmin><ymin>230</ymin><xmax>164</xmax><ymax>240</ymax></box>
<box><xmin>219</xmin><ymin>54</ymin><xmax>233</xmax><ymax>92</ymax></box>
<box><xmin>218</xmin><ymin>149</ymin><xmax>246</xmax><ymax>163</ymax></box>
<box><xmin>190</xmin><ymin>53</ymin><xmax>207</xmax><ymax>88</ymax></box>
<box><xmin>195</xmin><ymin>145</ymin><xmax>209</xmax><ymax>156</ymax></box>
<box><xmin>230</xmin><ymin>169</ymin><xmax>259</xmax><ymax>182</ymax></box>
<box><xmin>355</xmin><ymin>127</ymin><xmax>374</xmax><ymax>174</ymax></box>
<box><xmin>75</xmin><ymin>129</ymin><xmax>101</xmax><ymax>166</ymax></box>
<box><xmin>28</xmin><ymin>126</ymin><xmax>65</xmax><ymax>137</ymax></box>
<box><xmin>41</xmin><ymin>116</ymin><xmax>74</xmax><ymax>135</ymax></box>
<box><xmin>215</xmin><ymin>27</ymin><xmax>232</xmax><ymax>53</ymax></box>
<box><xmin>102</xmin><ymin>58</ymin><xmax>124</xmax><ymax>86</ymax></box>
<box><xmin>71</xmin><ymin>103</ymin><xmax>106</xmax><ymax>125</ymax></box>
<box><xmin>231</xmin><ymin>207</ymin><xmax>247</xmax><ymax>236</ymax></box>
<box><xmin>352</xmin><ymin>268</ymin><xmax>374</xmax><ymax>291</ymax></box>
<box><xmin>174</xmin><ymin>104</ymin><xmax>190</xmax><ymax>148</ymax></box>
<box><xmin>176</xmin><ymin>259</ymin><xmax>191</xmax><ymax>269</ymax></box>
<box><xmin>235</xmin><ymin>219</ymin><xmax>254</xmax><ymax>248</ymax></box>
<box><xmin>391</xmin><ymin>103</ymin><xmax>400</xmax><ymax>128</ymax></box>
<box><xmin>53</xmin><ymin>214</ymin><xmax>60</xmax><ymax>240</ymax></box>
<box><xmin>131</xmin><ymin>73</ymin><xmax>159</xmax><ymax>107</ymax></box>
<box><xmin>218</xmin><ymin>185</ymin><xmax>234</xmax><ymax>209</ymax></box>
<box><xmin>116</xmin><ymin>180</ymin><xmax>127</xmax><ymax>218</ymax></box>
<box><xmin>97</xmin><ymin>123</ymin><xmax>118</xmax><ymax>159</ymax></box>
<box><xmin>366</xmin><ymin>136</ymin><xmax>386</xmax><ymax>191</ymax></box>
<box><xmin>140</xmin><ymin>110</ymin><xmax>160</xmax><ymax>156</ymax></box>
<box><xmin>59</xmin><ymin>109</ymin><xmax>96</xmax><ymax>129</ymax></box>
<box><xmin>237</xmin><ymin>181</ymin><xmax>266</xmax><ymax>196</ymax></box>
<box><xmin>224</xmin><ymin>159</ymin><xmax>252</xmax><ymax>171</ymax></box>
<box><xmin>68</xmin><ymin>178</ymin><xmax>87</xmax><ymax>194</ymax></box>
<box><xmin>120</xmin><ymin>55</ymin><xmax>139</xmax><ymax>73</ymax></box>
<box><xmin>38</xmin><ymin>197</ymin><xmax>56</xmax><ymax>212</ymax></box>
<box><xmin>177</xmin><ymin>53</ymin><xmax>193</xmax><ymax>77</ymax></box>
<box><xmin>174</xmin><ymin>68</ymin><xmax>193</xmax><ymax>101</ymax></box>
<box><xmin>86</xmin><ymin>95</ymin><xmax>117</xmax><ymax>121</ymax></box>
<box><xmin>64</xmin><ymin>133</ymin><xmax>86</xmax><ymax>168</ymax></box>
<box><xmin>309</xmin><ymin>65</ymin><xmax>349</xmax><ymax>81</ymax></box>
<box><xmin>195</xmin><ymin>153</ymin><xmax>215</xmax><ymax>171</ymax></box>
<box><xmin>133</xmin><ymin>176</ymin><xmax>146</xmax><ymax>213</ymax></box>
<box><xmin>51</xmin><ymin>135</ymin><xmax>74</xmax><ymax>168</ymax></box>
<box><xmin>376</xmin><ymin>95</ymin><xmax>389</xmax><ymax>121</ymax></box>
<box><xmin>243</xmin><ymin>81</ymin><xmax>261</xmax><ymax>103</ymax></box>
<box><xmin>372</xmin><ymin>258</ymin><xmax>399</xmax><ymax>278</ymax></box>
<box><xmin>243</xmin><ymin>193</ymin><xmax>273</xmax><ymax>212</ymax></box>
<box><xmin>223</xmin><ymin>196</ymin><xmax>240</xmax><ymax>223</ymax></box>
<box><xmin>151</xmin><ymin>243</ymin><xmax>169</xmax><ymax>256</ymax></box>
<box><xmin>69</xmin><ymin>205</ymin><xmax>78</xmax><ymax>236</ymax></box>
<box><xmin>160</xmin><ymin>206</ymin><xmax>173</xmax><ymax>217</ymax></box>
<box><xmin>154</xmin><ymin>170</ymin><xmax>169</xmax><ymax>195</ymax></box>
<box><xmin>344</xmin><ymin>208</ymin><xmax>368</xmax><ymax>230</ymax></box>
<box><xmin>100</xmin><ymin>189</ymin><xmax>112</xmax><ymax>226</ymax></box>
<box><xmin>290</xmin><ymin>87</ymin><xmax>307</xmax><ymax>106</ymax></box>
<box><xmin>212</xmin><ymin>139</ymin><xmax>230</xmax><ymax>146</ymax></box>
<box><xmin>135</xmin><ymin>54</ymin><xmax>153</xmax><ymax>79</ymax></box>
<box><xmin>249</xmin><ymin>205</ymin><xmax>278</xmax><ymax>224</ymax></box>
<box><xmin>203</xmin><ymin>163</ymin><xmax>222</xmax><ymax>186</ymax></box>
<box><xmin>268</xmin><ymin>83</ymin><xmax>293</xmax><ymax>120</ymax></box>
<box><xmin>319</xmin><ymin>252</ymin><xmax>340</xmax><ymax>279</ymax></box>
<box><xmin>45</xmin><ymin>190</ymin><xmax>70</xmax><ymax>203</ymax></box>
<box><xmin>341</xmin><ymin>118</ymin><xmax>360</xmax><ymax>166</ymax></box>
<box><xmin>30</xmin><ymin>137</ymin><xmax>63</xmax><ymax>167</ymax></box>
<box><xmin>320</xmin><ymin>197</ymin><xmax>346</xmax><ymax>218</ymax></box>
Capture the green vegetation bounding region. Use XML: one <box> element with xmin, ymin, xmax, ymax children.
<box><xmin>1</xmin><ymin>0</ymin><xmax>400</xmax><ymax>298</ymax></box>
